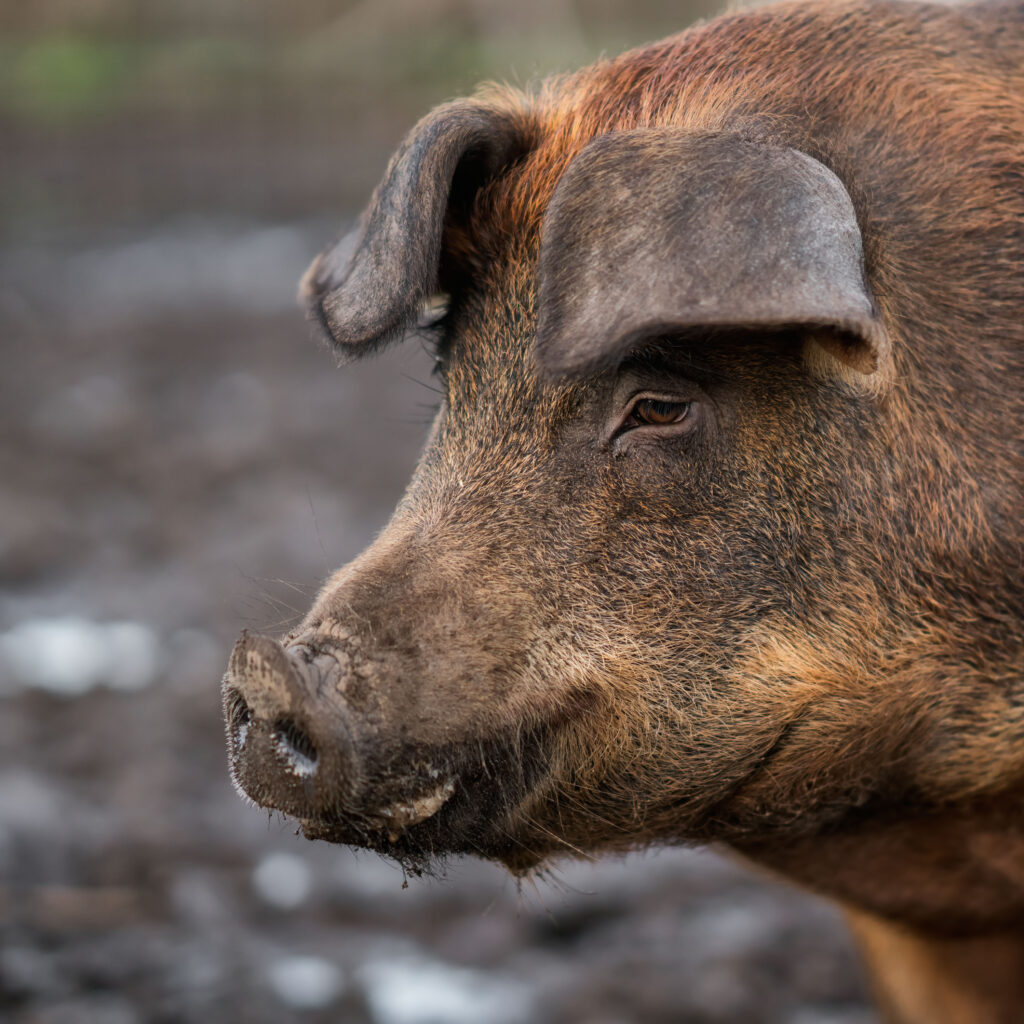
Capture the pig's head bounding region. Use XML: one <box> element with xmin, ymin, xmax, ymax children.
<box><xmin>222</xmin><ymin>92</ymin><xmax>1020</xmax><ymax>881</ymax></box>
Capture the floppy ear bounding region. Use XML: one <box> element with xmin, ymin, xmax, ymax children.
<box><xmin>534</xmin><ymin>129</ymin><xmax>889</xmax><ymax>380</ymax></box>
<box><xmin>301</xmin><ymin>100</ymin><xmax>524</xmax><ymax>354</ymax></box>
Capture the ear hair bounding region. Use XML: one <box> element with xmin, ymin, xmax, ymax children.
<box><xmin>300</xmin><ymin>101</ymin><xmax>525</xmax><ymax>356</ymax></box>
<box><xmin>534</xmin><ymin>129</ymin><xmax>890</xmax><ymax>383</ymax></box>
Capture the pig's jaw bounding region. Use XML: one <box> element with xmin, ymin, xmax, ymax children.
<box><xmin>305</xmin><ymin>736</ymin><xmax>562</xmax><ymax>872</ymax></box>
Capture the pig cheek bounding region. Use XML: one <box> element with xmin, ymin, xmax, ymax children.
<box><xmin>488</xmin><ymin>593</ymin><xmax>795</xmax><ymax>853</ymax></box>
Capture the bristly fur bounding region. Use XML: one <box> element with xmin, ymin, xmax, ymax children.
<box><xmin>231</xmin><ymin>4</ymin><xmax>1024</xmax><ymax>1021</ymax></box>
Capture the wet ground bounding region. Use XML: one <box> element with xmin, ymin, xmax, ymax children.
<box><xmin>1</xmin><ymin>198</ymin><xmax>875</xmax><ymax>1023</ymax></box>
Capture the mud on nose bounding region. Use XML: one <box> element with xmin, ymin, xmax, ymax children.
<box><xmin>222</xmin><ymin>631</ymin><xmax>347</xmax><ymax>818</ymax></box>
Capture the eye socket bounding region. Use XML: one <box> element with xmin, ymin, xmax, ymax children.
<box><xmin>625</xmin><ymin>397</ymin><xmax>693</xmax><ymax>429</ymax></box>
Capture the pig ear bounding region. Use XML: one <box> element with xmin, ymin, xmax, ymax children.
<box><xmin>535</xmin><ymin>129</ymin><xmax>889</xmax><ymax>380</ymax></box>
<box><xmin>301</xmin><ymin>101</ymin><xmax>524</xmax><ymax>354</ymax></box>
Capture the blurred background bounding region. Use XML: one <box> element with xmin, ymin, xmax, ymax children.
<box><xmin>1</xmin><ymin>1</ymin><xmax>875</xmax><ymax>1021</ymax></box>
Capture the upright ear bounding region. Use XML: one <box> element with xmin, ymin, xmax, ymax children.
<box><xmin>301</xmin><ymin>101</ymin><xmax>525</xmax><ymax>354</ymax></box>
<box><xmin>535</xmin><ymin>129</ymin><xmax>889</xmax><ymax>381</ymax></box>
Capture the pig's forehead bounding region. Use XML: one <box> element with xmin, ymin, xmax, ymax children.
<box><xmin>441</xmin><ymin>265</ymin><xmax>590</xmax><ymax>429</ymax></box>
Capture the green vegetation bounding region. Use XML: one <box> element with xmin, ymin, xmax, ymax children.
<box><xmin>5</xmin><ymin>36</ymin><xmax>136</xmax><ymax>122</ymax></box>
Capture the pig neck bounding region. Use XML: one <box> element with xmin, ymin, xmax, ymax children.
<box><xmin>732</xmin><ymin>795</ymin><xmax>1024</xmax><ymax>933</ymax></box>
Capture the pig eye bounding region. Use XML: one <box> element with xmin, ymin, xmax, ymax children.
<box><xmin>626</xmin><ymin>397</ymin><xmax>692</xmax><ymax>428</ymax></box>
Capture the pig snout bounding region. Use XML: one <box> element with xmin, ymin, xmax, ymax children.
<box><xmin>221</xmin><ymin>625</ymin><xmax>491</xmax><ymax>853</ymax></box>
<box><xmin>222</xmin><ymin>631</ymin><xmax>357</xmax><ymax>820</ymax></box>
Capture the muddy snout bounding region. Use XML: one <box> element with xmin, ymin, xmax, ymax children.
<box><xmin>222</xmin><ymin>631</ymin><xmax>358</xmax><ymax>820</ymax></box>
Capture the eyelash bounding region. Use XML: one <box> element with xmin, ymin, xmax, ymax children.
<box><xmin>418</xmin><ymin>327</ymin><xmax>449</xmax><ymax>379</ymax></box>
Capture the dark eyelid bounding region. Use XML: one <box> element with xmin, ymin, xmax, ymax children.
<box><xmin>623</xmin><ymin>389</ymin><xmax>695</xmax><ymax>409</ymax></box>
<box><xmin>618</xmin><ymin>342</ymin><xmax>728</xmax><ymax>387</ymax></box>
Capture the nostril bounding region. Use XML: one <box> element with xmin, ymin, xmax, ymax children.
<box><xmin>272</xmin><ymin>718</ymin><xmax>319</xmax><ymax>777</ymax></box>
<box><xmin>224</xmin><ymin>687</ymin><xmax>252</xmax><ymax>754</ymax></box>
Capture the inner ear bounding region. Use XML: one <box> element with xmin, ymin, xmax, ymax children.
<box><xmin>534</xmin><ymin>128</ymin><xmax>890</xmax><ymax>384</ymax></box>
<box><xmin>301</xmin><ymin>101</ymin><xmax>529</xmax><ymax>356</ymax></box>
<box><xmin>436</xmin><ymin>144</ymin><xmax>504</xmax><ymax>297</ymax></box>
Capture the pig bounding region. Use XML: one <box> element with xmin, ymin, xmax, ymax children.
<box><xmin>221</xmin><ymin>1</ymin><xmax>1024</xmax><ymax>1020</ymax></box>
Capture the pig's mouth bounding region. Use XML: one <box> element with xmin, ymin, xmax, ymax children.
<box><xmin>359</xmin><ymin>777</ymin><xmax>459</xmax><ymax>840</ymax></box>
<box><xmin>292</xmin><ymin>726</ymin><xmax>553</xmax><ymax>870</ymax></box>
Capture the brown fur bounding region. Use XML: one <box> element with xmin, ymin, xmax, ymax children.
<box><xmin>224</xmin><ymin>3</ymin><xmax>1024</xmax><ymax>1020</ymax></box>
